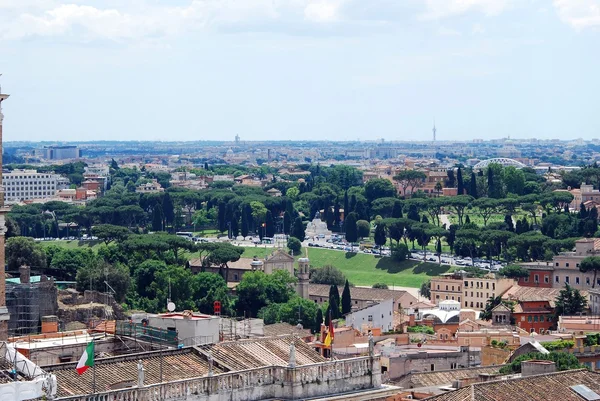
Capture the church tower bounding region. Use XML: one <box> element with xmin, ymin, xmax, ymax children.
<box><xmin>296</xmin><ymin>255</ymin><xmax>310</xmax><ymax>299</ymax></box>
<box><xmin>0</xmin><ymin>76</ymin><xmax>10</xmax><ymax>339</ymax></box>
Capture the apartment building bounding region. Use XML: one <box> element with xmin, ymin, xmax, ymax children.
<box><xmin>552</xmin><ymin>238</ymin><xmax>600</xmax><ymax>290</ymax></box>
<box><xmin>430</xmin><ymin>273</ymin><xmax>515</xmax><ymax>311</ymax></box>
<box><xmin>2</xmin><ymin>169</ymin><xmax>59</xmax><ymax>202</ymax></box>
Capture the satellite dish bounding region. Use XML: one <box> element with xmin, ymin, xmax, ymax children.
<box><xmin>167</xmin><ymin>302</ymin><xmax>176</xmax><ymax>312</ymax></box>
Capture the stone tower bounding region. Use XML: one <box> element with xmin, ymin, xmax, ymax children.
<box><xmin>0</xmin><ymin>77</ymin><xmax>10</xmax><ymax>339</ymax></box>
<box><xmin>296</xmin><ymin>256</ymin><xmax>310</xmax><ymax>299</ymax></box>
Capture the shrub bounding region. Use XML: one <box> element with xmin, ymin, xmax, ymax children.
<box><xmin>406</xmin><ymin>325</ymin><xmax>434</xmax><ymax>335</ymax></box>
<box><xmin>372</xmin><ymin>283</ymin><xmax>389</xmax><ymax>289</ymax></box>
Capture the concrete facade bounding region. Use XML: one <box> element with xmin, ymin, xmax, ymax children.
<box><xmin>590</xmin><ymin>288</ymin><xmax>600</xmax><ymax>315</ymax></box>
<box><xmin>551</xmin><ymin>238</ymin><xmax>600</xmax><ymax>290</ymax></box>
<box><xmin>345</xmin><ymin>299</ymin><xmax>394</xmax><ymax>333</ymax></box>
<box><xmin>2</xmin><ymin>169</ymin><xmax>59</xmax><ymax>202</ymax></box>
<box><xmin>144</xmin><ymin>312</ymin><xmax>220</xmax><ymax>345</ymax></box>
<box><xmin>430</xmin><ymin>275</ymin><xmax>515</xmax><ymax>311</ymax></box>
<box><xmin>381</xmin><ymin>346</ymin><xmax>479</xmax><ymax>379</ymax></box>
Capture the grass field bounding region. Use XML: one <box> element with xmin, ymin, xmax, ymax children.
<box><xmin>238</xmin><ymin>246</ymin><xmax>448</xmax><ymax>288</ymax></box>
<box><xmin>41</xmin><ymin>240</ymin><xmax>447</xmax><ymax>288</ymax></box>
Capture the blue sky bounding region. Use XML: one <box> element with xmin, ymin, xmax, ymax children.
<box><xmin>0</xmin><ymin>0</ymin><xmax>599</xmax><ymax>142</ymax></box>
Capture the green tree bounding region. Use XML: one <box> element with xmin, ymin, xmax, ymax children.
<box><xmin>580</xmin><ymin>256</ymin><xmax>600</xmax><ymax>288</ymax></box>
<box><xmin>192</xmin><ymin>272</ymin><xmax>231</xmax><ymax>315</ymax></box>
<box><xmin>206</xmin><ymin>243</ymin><xmax>244</xmax><ymax>283</ymax></box>
<box><xmin>499</xmin><ymin>351</ymin><xmax>583</xmax><ymax>374</ymax></box>
<box><xmin>345</xmin><ymin>212</ymin><xmax>358</xmax><ymax>246</ymax></box>
<box><xmin>420</xmin><ymin>280</ymin><xmax>431</xmax><ymax>299</ymax></box>
<box><xmin>356</xmin><ymin>219</ymin><xmax>370</xmax><ymax>239</ymax></box>
<box><xmin>287</xmin><ymin>237</ymin><xmax>302</xmax><ymax>255</ymax></box>
<box><xmin>92</xmin><ymin>224</ymin><xmax>132</xmax><ymax>246</ymax></box>
<box><xmin>310</xmin><ymin>265</ymin><xmax>346</xmax><ymax>286</ymax></box>
<box><xmin>329</xmin><ymin>284</ymin><xmax>341</xmax><ymax>319</ymax></box>
<box><xmin>76</xmin><ymin>259</ymin><xmax>131</xmax><ymax>302</ymax></box>
<box><xmin>499</xmin><ymin>265</ymin><xmax>529</xmax><ymax>279</ymax></box>
<box><xmin>391</xmin><ymin>243</ymin><xmax>409</xmax><ymax>261</ymax></box>
<box><xmin>134</xmin><ymin>260</ymin><xmax>166</xmax><ymax>299</ymax></box>
<box><xmin>393</xmin><ymin>170</ymin><xmax>426</xmax><ymax>196</ymax></box>
<box><xmin>503</xmin><ymin>166</ymin><xmax>525</xmax><ymax>195</ymax></box>
<box><xmin>555</xmin><ymin>284</ymin><xmax>588</xmax><ymax>317</ymax></box>
<box><xmin>291</xmin><ymin>216</ymin><xmax>305</xmax><ymax>241</ymax></box>
<box><xmin>364</xmin><ymin>178</ymin><xmax>396</xmax><ymax>203</ymax></box>
<box><xmin>283</xmin><ymin>211</ymin><xmax>292</xmax><ymax>235</ymax></box>
<box><xmin>315</xmin><ymin>308</ymin><xmax>324</xmax><ymax>331</ymax></box>
<box><xmin>341</xmin><ymin>279</ymin><xmax>352</xmax><ymax>315</ymax></box>
<box><xmin>374</xmin><ymin>223</ymin><xmax>387</xmax><ymax>254</ymax></box>
<box><xmin>457</xmin><ymin>167</ymin><xmax>464</xmax><ymax>195</ymax></box>
<box><xmin>286</xmin><ymin>187</ymin><xmax>300</xmax><ymax>200</ymax></box>
<box><xmin>372</xmin><ymin>283</ymin><xmax>389</xmax><ymax>289</ymax></box>
<box><xmin>49</xmin><ymin>248</ymin><xmax>95</xmax><ymax>280</ymax></box>
<box><xmin>6</xmin><ymin>237</ymin><xmax>47</xmax><ymax>271</ymax></box>
<box><xmin>236</xmin><ymin>270</ymin><xmax>296</xmax><ymax>317</ymax></box>
<box><xmin>277</xmin><ymin>297</ymin><xmax>319</xmax><ymax>332</ymax></box>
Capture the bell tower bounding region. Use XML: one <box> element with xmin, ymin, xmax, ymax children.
<box><xmin>296</xmin><ymin>252</ymin><xmax>310</xmax><ymax>300</ymax></box>
<box><xmin>0</xmin><ymin>75</ymin><xmax>10</xmax><ymax>339</ymax></box>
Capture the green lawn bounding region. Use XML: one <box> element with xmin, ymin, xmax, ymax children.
<box><xmin>39</xmin><ymin>240</ymin><xmax>103</xmax><ymax>251</ymax></box>
<box><xmin>240</xmin><ymin>247</ymin><xmax>448</xmax><ymax>288</ymax></box>
<box><xmin>42</xmin><ymin>240</ymin><xmax>447</xmax><ymax>288</ymax></box>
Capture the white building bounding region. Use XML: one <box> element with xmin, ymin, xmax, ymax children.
<box><xmin>2</xmin><ymin>169</ymin><xmax>60</xmax><ymax>202</ymax></box>
<box><xmin>345</xmin><ymin>298</ymin><xmax>394</xmax><ymax>333</ymax></box>
<box><xmin>134</xmin><ymin>311</ymin><xmax>220</xmax><ymax>346</ymax></box>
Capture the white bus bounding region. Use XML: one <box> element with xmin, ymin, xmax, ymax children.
<box><xmin>176</xmin><ymin>232</ymin><xmax>194</xmax><ymax>239</ymax></box>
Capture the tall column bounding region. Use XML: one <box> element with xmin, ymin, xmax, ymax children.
<box><xmin>0</xmin><ymin>82</ymin><xmax>10</xmax><ymax>340</ymax></box>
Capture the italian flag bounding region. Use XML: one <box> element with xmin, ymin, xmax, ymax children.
<box><xmin>76</xmin><ymin>342</ymin><xmax>95</xmax><ymax>375</ymax></box>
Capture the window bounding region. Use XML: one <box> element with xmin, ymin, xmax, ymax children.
<box><xmin>524</xmin><ymin>276</ymin><xmax>529</xmax><ymax>282</ymax></box>
<box><xmin>486</xmin><ymin>282</ymin><xmax>489</xmax><ymax>289</ymax></box>
<box><xmin>436</xmin><ymin>295</ymin><xmax>440</xmax><ymax>299</ymax></box>
<box><xmin>233</xmin><ymin>274</ymin><xmax>238</xmax><ymax>281</ymax></box>
<box><xmin>470</xmin><ymin>302</ymin><xmax>474</xmax><ymax>307</ymax></box>
<box><xmin>556</xmin><ymin>276</ymin><xmax>560</xmax><ymax>283</ymax></box>
<box><xmin>450</xmin><ymin>363</ymin><xmax>457</xmax><ymax>369</ymax></box>
<box><xmin>566</xmin><ymin>263</ymin><xmax>570</xmax><ymax>267</ymax></box>
<box><xmin>430</xmin><ymin>364</ymin><xmax>435</xmax><ymax>371</ymax></box>
<box><xmin>534</xmin><ymin>316</ymin><xmax>538</xmax><ymax>322</ymax></box>
<box><xmin>556</xmin><ymin>262</ymin><xmax>559</xmax><ymax>267</ymax></box>
<box><xmin>446</xmin><ymin>285</ymin><xmax>448</xmax><ymax>291</ymax></box>
<box><xmin>587</xmin><ymin>277</ymin><xmax>591</xmax><ymax>285</ymax></box>
<box><xmin>576</xmin><ymin>277</ymin><xmax>580</xmax><ymax>285</ymax></box>
<box><xmin>445</xmin><ymin>296</ymin><xmax>448</xmax><ymax>300</ymax></box>
<box><xmin>458</xmin><ymin>297</ymin><xmax>461</xmax><ymax>302</ymax></box>
<box><xmin>521</xmin><ymin>316</ymin><xmax>525</xmax><ymax>321</ymax></box>
<box><xmin>565</xmin><ymin>276</ymin><xmax>570</xmax><ymax>283</ymax></box>
<box><xmin>528</xmin><ymin>316</ymin><xmax>532</xmax><ymax>322</ymax></box>
<box><xmin>437</xmin><ymin>285</ymin><xmax>440</xmax><ymax>290</ymax></box>
<box><xmin>492</xmin><ymin>283</ymin><xmax>495</xmax><ymax>290</ymax></box>
<box><xmin>452</xmin><ymin>286</ymin><xmax>455</xmax><ymax>291</ymax></box>
<box><xmin>471</xmin><ymin>292</ymin><xmax>473</xmax><ymax>297</ymax></box>
<box><xmin>465</xmin><ymin>301</ymin><xmax>468</xmax><ymax>307</ymax></box>
<box><xmin>544</xmin><ymin>275</ymin><xmax>549</xmax><ymax>283</ymax></box>
<box><xmin>465</xmin><ymin>291</ymin><xmax>468</xmax><ymax>296</ymax></box>
<box><xmin>534</xmin><ymin>274</ymin><xmax>539</xmax><ymax>283</ymax></box>
<box><xmin>368</xmin><ymin>315</ymin><xmax>373</xmax><ymax>322</ymax></box>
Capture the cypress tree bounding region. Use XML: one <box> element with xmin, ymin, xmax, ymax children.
<box><xmin>504</xmin><ymin>214</ymin><xmax>514</xmax><ymax>232</ymax></box>
<box><xmin>465</xmin><ymin>215</ymin><xmax>471</xmax><ymax>225</ymax></box>
<box><xmin>344</xmin><ymin>190</ymin><xmax>349</xmax><ymax>222</ymax></box>
<box><xmin>291</xmin><ymin>217</ymin><xmax>305</xmax><ymax>241</ymax></box>
<box><xmin>152</xmin><ymin>207</ymin><xmax>163</xmax><ymax>231</ymax></box>
<box><xmin>487</xmin><ymin>168</ymin><xmax>494</xmax><ymax>198</ymax></box>
<box><xmin>344</xmin><ymin>212</ymin><xmax>358</xmax><ymax>245</ymax></box>
<box><xmin>329</xmin><ymin>284</ymin><xmax>341</xmax><ymax>319</ymax></box>
<box><xmin>315</xmin><ymin>308</ymin><xmax>323</xmax><ymax>333</ymax></box>
<box><xmin>392</xmin><ymin>200</ymin><xmax>403</xmax><ymax>218</ymax></box>
<box><xmin>470</xmin><ymin>172</ymin><xmax>478</xmax><ymax>198</ymax></box>
<box><xmin>580</xmin><ymin>202</ymin><xmax>588</xmax><ymax>219</ymax></box>
<box><xmin>457</xmin><ymin>167</ymin><xmax>464</xmax><ymax>195</ymax></box>
<box><xmin>283</xmin><ymin>211</ymin><xmax>291</xmax><ymax>235</ymax></box>
<box><xmin>265</xmin><ymin>210</ymin><xmax>275</xmax><ymax>238</ymax></box>
<box><xmin>241</xmin><ymin>208</ymin><xmax>250</xmax><ymax>237</ymax></box>
<box><xmin>324</xmin><ymin>306</ymin><xmax>331</xmax><ymax>326</ymax></box>
<box><xmin>341</xmin><ymin>280</ymin><xmax>352</xmax><ymax>315</ymax></box>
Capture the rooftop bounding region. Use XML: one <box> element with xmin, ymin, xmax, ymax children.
<box><xmin>424</xmin><ymin>369</ymin><xmax>600</xmax><ymax>401</ymax></box>
<box><xmin>405</xmin><ymin>365</ymin><xmax>505</xmax><ymax>388</ymax></box>
<box><xmin>309</xmin><ymin>284</ymin><xmax>410</xmax><ymax>302</ymax></box>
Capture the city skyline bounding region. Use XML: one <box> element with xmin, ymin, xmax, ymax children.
<box><xmin>0</xmin><ymin>0</ymin><xmax>599</xmax><ymax>142</ymax></box>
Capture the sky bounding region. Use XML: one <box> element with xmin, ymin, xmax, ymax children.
<box><xmin>0</xmin><ymin>0</ymin><xmax>599</xmax><ymax>143</ymax></box>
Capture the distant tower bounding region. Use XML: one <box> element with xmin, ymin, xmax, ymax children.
<box><xmin>0</xmin><ymin>75</ymin><xmax>10</xmax><ymax>339</ymax></box>
<box><xmin>296</xmin><ymin>255</ymin><xmax>310</xmax><ymax>299</ymax></box>
<box><xmin>235</xmin><ymin>134</ymin><xmax>240</xmax><ymax>145</ymax></box>
<box><xmin>432</xmin><ymin>120</ymin><xmax>437</xmax><ymax>142</ymax></box>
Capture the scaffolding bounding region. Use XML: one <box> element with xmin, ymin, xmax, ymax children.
<box><xmin>115</xmin><ymin>321</ymin><xmax>179</xmax><ymax>347</ymax></box>
<box><xmin>5</xmin><ymin>282</ymin><xmax>56</xmax><ymax>337</ymax></box>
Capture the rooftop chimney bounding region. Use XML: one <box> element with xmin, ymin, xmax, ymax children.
<box><xmin>19</xmin><ymin>265</ymin><xmax>31</xmax><ymax>284</ymax></box>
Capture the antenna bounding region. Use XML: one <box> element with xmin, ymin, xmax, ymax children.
<box><xmin>432</xmin><ymin>119</ymin><xmax>437</xmax><ymax>142</ymax></box>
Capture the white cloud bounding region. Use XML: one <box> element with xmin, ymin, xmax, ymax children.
<box><xmin>472</xmin><ymin>22</ymin><xmax>485</xmax><ymax>34</ymax></box>
<box><xmin>553</xmin><ymin>0</ymin><xmax>600</xmax><ymax>30</ymax></box>
<box><xmin>0</xmin><ymin>0</ymin><xmax>347</xmax><ymax>41</ymax></box>
<box><xmin>304</xmin><ymin>0</ymin><xmax>345</xmax><ymax>22</ymax></box>
<box><xmin>420</xmin><ymin>0</ymin><xmax>510</xmax><ymax>20</ymax></box>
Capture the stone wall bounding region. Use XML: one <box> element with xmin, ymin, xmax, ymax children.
<box><xmin>55</xmin><ymin>356</ymin><xmax>381</xmax><ymax>401</ymax></box>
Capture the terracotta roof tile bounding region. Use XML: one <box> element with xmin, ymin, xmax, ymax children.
<box><xmin>424</xmin><ymin>369</ymin><xmax>600</xmax><ymax>401</ymax></box>
<box><xmin>407</xmin><ymin>366</ymin><xmax>505</xmax><ymax>388</ymax></box>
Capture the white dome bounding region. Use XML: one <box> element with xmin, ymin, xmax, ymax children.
<box><xmin>473</xmin><ymin>158</ymin><xmax>525</xmax><ymax>170</ymax></box>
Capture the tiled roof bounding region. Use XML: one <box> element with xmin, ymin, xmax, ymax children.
<box><xmin>424</xmin><ymin>369</ymin><xmax>600</xmax><ymax>401</ymax></box>
<box><xmin>198</xmin><ymin>336</ymin><xmax>325</xmax><ymax>371</ymax></box>
<box><xmin>502</xmin><ymin>285</ymin><xmax>588</xmax><ymax>305</ymax></box>
<box><xmin>309</xmin><ymin>284</ymin><xmax>412</xmax><ymax>303</ymax></box>
<box><xmin>46</xmin><ymin>335</ymin><xmax>323</xmax><ymax>398</ymax></box>
<box><xmin>408</xmin><ymin>366</ymin><xmax>505</xmax><ymax>388</ymax></box>
<box><xmin>263</xmin><ymin>322</ymin><xmax>312</xmax><ymax>338</ymax></box>
<box><xmin>46</xmin><ymin>348</ymin><xmax>222</xmax><ymax>398</ymax></box>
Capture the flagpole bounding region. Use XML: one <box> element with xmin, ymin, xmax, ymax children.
<box><xmin>92</xmin><ymin>339</ymin><xmax>96</xmax><ymax>394</ymax></box>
